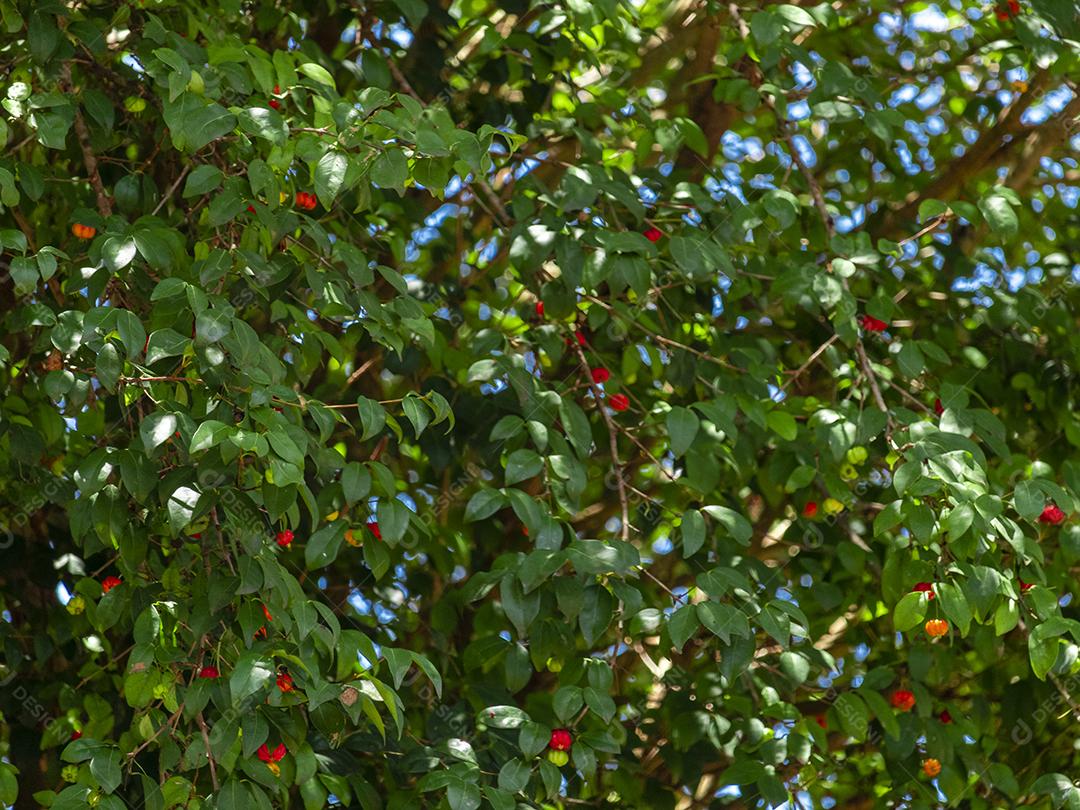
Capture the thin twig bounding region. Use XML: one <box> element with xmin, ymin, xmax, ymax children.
<box><xmin>571</xmin><ymin>337</ymin><xmax>630</xmax><ymax>542</ymax></box>
<box><xmin>783</xmin><ymin>333</ymin><xmax>839</xmax><ymax>390</ymax></box>
<box><xmin>62</xmin><ymin>64</ymin><xmax>112</xmax><ymax>218</ymax></box>
<box><xmin>195</xmin><ymin>712</ymin><xmax>219</xmax><ymax>790</ymax></box>
<box><xmin>151</xmin><ymin>165</ymin><xmax>191</xmax><ymax>216</ymax></box>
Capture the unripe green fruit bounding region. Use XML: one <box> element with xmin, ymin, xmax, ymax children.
<box><xmin>61</xmin><ymin>765</ymin><xmax>79</xmax><ymax>783</ymax></box>
<box><xmin>545</xmin><ymin>657</ymin><xmax>562</xmax><ymax>673</ymax></box>
<box><xmin>547</xmin><ymin>749</ymin><xmax>569</xmax><ymax>767</ymax></box>
<box><xmin>66</xmin><ymin>595</ymin><xmax>85</xmax><ymax>615</ymax></box>
<box><xmin>187</xmin><ymin>70</ymin><xmax>205</xmax><ymax>95</ymax></box>
<box><xmin>846</xmin><ymin>446</ymin><xmax>868</xmax><ymax>465</ymax></box>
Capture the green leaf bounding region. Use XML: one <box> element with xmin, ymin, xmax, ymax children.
<box><xmin>701</xmin><ymin>505</ymin><xmax>753</xmax><ymax>546</ymax></box>
<box><xmin>481</xmin><ymin>705</ymin><xmax>529</xmax><ymax>729</ymax></box>
<box><xmin>505</xmin><ymin>449</ymin><xmax>543</xmax><ymax>485</ymax></box>
<box><xmin>1014</xmin><ymin>480</ymin><xmax>1045</xmax><ymax>521</ymax></box>
<box><xmin>668</xmin><ymin>604</ymin><xmax>699</xmax><ymax>651</ymax></box>
<box><xmin>298</xmin><ymin>62</ymin><xmax>336</xmax><ymax>87</ymax></box>
<box><xmin>102</xmin><ymin>237</ymin><xmax>137</xmax><ymax>272</ymax></box>
<box><xmin>183</xmin><ymin>165</ymin><xmax>223</xmax><ymax>197</ymax></box>
<box><xmin>356</xmin><ymin>396</ymin><xmax>386</xmax><ymax>440</ymax></box>
<box><xmin>305</xmin><ymin>522</ymin><xmax>346</xmax><ymax>569</ymax></box>
<box><xmin>937</xmin><ymin>580</ymin><xmax>972</xmax><ymax>636</ymax></box>
<box><xmin>766</xmin><ymin>411</ymin><xmax>798</xmax><ymax>441</ymax></box>
<box><xmin>140</xmin><ymin>412</ymin><xmax>177</xmax><ymax>451</ymax></box>
<box><xmin>89</xmin><ymin>749</ymin><xmax>121</xmax><ymax>793</ymax></box>
<box><xmin>696</xmin><ymin>602</ymin><xmax>749</xmax><ymax>644</ymax></box>
<box><xmin>229</xmin><ymin>653</ymin><xmax>274</xmax><ymax>703</ymax></box>
<box><xmin>893</xmin><ymin>591</ymin><xmax>928</xmax><ymax>632</ymax></box>
<box><xmin>315</xmin><ymin>150</ymin><xmax>349</xmax><ymax>206</ymax></box>
<box><xmin>371</xmin><ymin>150</ymin><xmax>408</xmax><ymax>192</ymax></box>
<box><xmin>465</xmin><ymin>489</ymin><xmax>507</xmax><ymax>522</ymax></box>
<box><xmin>681</xmin><ymin>509</ymin><xmax>706</xmax><ymax>557</ymax></box>
<box><xmin>401</xmin><ymin>394</ymin><xmax>432</xmax><ymax>437</ymax></box>
<box><xmin>666</xmin><ymin>407</ymin><xmax>700</xmax><ymax>457</ymax></box>
<box><xmin>979</xmin><ymin>192</ymin><xmax>1019</xmax><ymax>239</ymax></box>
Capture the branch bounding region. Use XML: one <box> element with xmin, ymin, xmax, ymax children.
<box><xmin>880</xmin><ymin>70</ymin><xmax>1055</xmax><ymax>233</ymax></box>
<box><xmin>1006</xmin><ymin>91</ymin><xmax>1080</xmax><ymax>192</ymax></box>
<box><xmin>781</xmin><ymin>112</ymin><xmax>896</xmax><ymax>442</ymax></box>
<box><xmin>62</xmin><ymin>64</ymin><xmax>113</xmax><ymax>218</ymax></box>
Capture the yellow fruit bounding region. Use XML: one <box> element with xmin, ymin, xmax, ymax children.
<box><xmin>344</xmin><ymin>529</ymin><xmax>362</xmax><ymax>547</ymax></box>
<box><xmin>839</xmin><ymin>463</ymin><xmax>858</xmax><ymax>481</ymax></box>
<box><xmin>66</xmin><ymin>595</ymin><xmax>86</xmax><ymax>615</ymax></box>
<box><xmin>823</xmin><ymin>498</ymin><xmax>845</xmax><ymax>515</ymax></box>
<box><xmin>545</xmin><ymin>657</ymin><xmax>562</xmax><ymax>673</ymax></box>
<box><xmin>325</xmin><ymin>510</ymin><xmax>339</xmax><ymax>522</ymax></box>
<box><xmin>922</xmin><ymin>758</ymin><xmax>941</xmax><ymax>777</ymax></box>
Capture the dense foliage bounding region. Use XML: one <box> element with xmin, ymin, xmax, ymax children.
<box><xmin>2</xmin><ymin>0</ymin><xmax>1080</xmax><ymax>808</ymax></box>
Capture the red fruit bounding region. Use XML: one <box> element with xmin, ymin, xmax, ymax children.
<box><xmin>273</xmin><ymin>85</ymin><xmax>281</xmax><ymax>94</ymax></box>
<box><xmin>643</xmin><ymin>227</ymin><xmax>663</xmax><ymax>242</ymax></box>
<box><xmin>198</xmin><ymin>666</ymin><xmax>220</xmax><ymax>679</ymax></box>
<box><xmin>70</xmin><ymin>730</ymin><xmax>82</xmax><ymax>741</ymax></box>
<box><xmin>275</xmin><ymin>529</ymin><xmax>294</xmax><ymax>548</ymax></box>
<box><xmin>934</xmin><ymin>398</ymin><xmax>944</xmax><ymax>416</ymax></box>
<box><xmin>815</xmin><ymin>715</ymin><xmax>827</xmax><ymax>729</ymax></box>
<box><xmin>257</xmin><ymin>743</ymin><xmax>287</xmax><ymax>762</ymax></box>
<box><xmin>609</xmin><ymin>393</ymin><xmax>629</xmax><ymax>412</ymax></box>
<box><xmin>912</xmin><ymin>582</ymin><xmax>935</xmax><ymax>600</ymax></box>
<box><xmin>860</xmin><ymin>314</ymin><xmax>888</xmax><ymax>332</ymax></box>
<box><xmin>276</xmin><ymin>671</ymin><xmax>294</xmax><ymax>692</ymax></box>
<box><xmin>1039</xmin><ymin>504</ymin><xmax>1066</xmax><ymax>525</ymax></box>
<box><xmin>939</xmin><ymin>709</ymin><xmax>952</xmax><ymax>724</ymax></box>
<box><xmin>269</xmin><ymin>99</ymin><xmax>281</xmax><ymax>110</ymax></box>
<box><xmin>1019</xmin><ymin>579</ymin><xmax>1034</xmax><ymax>593</ymax></box>
<box><xmin>254</xmin><ymin>626</ymin><xmax>267</xmax><ymax>639</ymax></box>
<box><xmin>802</xmin><ymin>502</ymin><xmax>818</xmax><ymax>518</ymax></box>
<box><xmin>996</xmin><ymin>0</ymin><xmax>1020</xmax><ymax>19</ymax></box>
<box><xmin>549</xmin><ymin>728</ymin><xmax>572</xmax><ymax>751</ymax></box>
<box><xmin>72</xmin><ymin>223</ymin><xmax>96</xmax><ymax>240</ymax></box>
<box><xmin>295</xmin><ymin>192</ymin><xmax>317</xmax><ymax>211</ymax></box>
<box><xmin>890</xmin><ymin>689</ymin><xmax>916</xmax><ymax>712</ymax></box>
<box><xmin>247</xmin><ymin>205</ymin><xmax>256</xmax><ymax>214</ymax></box>
<box><xmin>563</xmin><ymin>330</ymin><xmax>587</xmax><ymax>347</ymax></box>
<box><xmin>100</xmin><ymin>576</ymin><xmax>122</xmax><ymax>594</ymax></box>
<box><xmin>367</xmin><ymin>522</ymin><xmax>381</xmax><ymax>540</ymax></box>
<box><xmin>535</xmin><ymin>301</ymin><xmax>544</xmax><ymax>318</ymax></box>
<box><xmin>262</xmin><ymin>604</ymin><xmax>274</xmax><ymax>622</ymax></box>
<box><xmin>191</xmin><ymin>533</ymin><xmax>202</xmax><ymax>539</ymax></box>
<box><xmin>591</xmin><ymin>367</ymin><xmax>610</xmax><ymax>384</ymax></box>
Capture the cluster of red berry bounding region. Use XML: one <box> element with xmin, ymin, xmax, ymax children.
<box><xmin>295</xmin><ymin>192</ymin><xmax>318</xmax><ymax>210</ymax></box>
